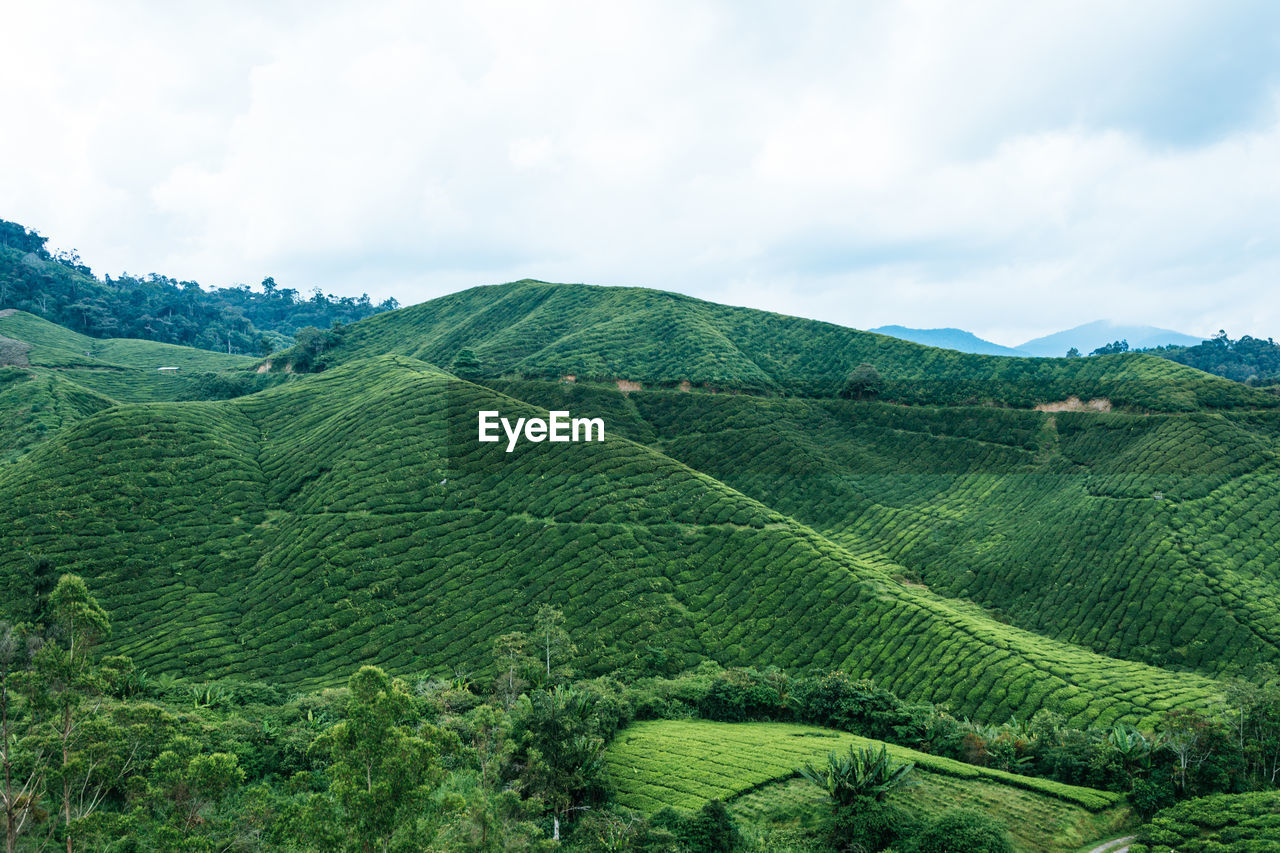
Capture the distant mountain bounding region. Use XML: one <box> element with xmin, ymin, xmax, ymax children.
<box><xmin>870</xmin><ymin>325</ymin><xmax>1030</xmax><ymax>356</ymax></box>
<box><xmin>1017</xmin><ymin>320</ymin><xmax>1203</xmax><ymax>357</ymax></box>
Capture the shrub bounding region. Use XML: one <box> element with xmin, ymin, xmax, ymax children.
<box><xmin>908</xmin><ymin>810</ymin><xmax>1013</xmax><ymax>853</ymax></box>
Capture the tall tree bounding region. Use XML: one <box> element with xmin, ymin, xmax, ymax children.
<box><xmin>532</xmin><ymin>605</ymin><xmax>575</xmax><ymax>686</ymax></box>
<box><xmin>306</xmin><ymin>666</ymin><xmax>449</xmax><ymax>852</ymax></box>
<box><xmin>517</xmin><ymin>687</ymin><xmax>606</xmax><ymax>841</ymax></box>
<box><xmin>1</xmin><ymin>622</ymin><xmax>44</xmax><ymax>853</ymax></box>
<box><xmin>34</xmin><ymin>575</ymin><xmax>110</xmax><ymax>853</ymax></box>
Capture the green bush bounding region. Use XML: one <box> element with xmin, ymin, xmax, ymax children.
<box><xmin>908</xmin><ymin>809</ymin><xmax>1013</xmax><ymax>853</ymax></box>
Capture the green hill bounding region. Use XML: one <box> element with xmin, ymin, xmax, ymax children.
<box><xmin>0</xmin><ymin>310</ymin><xmax>282</xmax><ymax>461</ymax></box>
<box><xmin>605</xmin><ymin>720</ymin><xmax>1128</xmax><ymax>853</ymax></box>
<box><xmin>473</xmin><ymin>380</ymin><xmax>1280</xmax><ymax>679</ymax></box>
<box><xmin>0</xmin><ymin>309</ymin><xmax>258</xmax><ymax>373</ymax></box>
<box><xmin>287</xmin><ymin>280</ymin><xmax>1273</xmax><ymax>411</ymax></box>
<box><xmin>0</xmin><ymin>355</ymin><xmax>1222</xmax><ymax>725</ymax></box>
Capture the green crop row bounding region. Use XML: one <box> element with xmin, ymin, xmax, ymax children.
<box><xmin>1130</xmin><ymin>791</ymin><xmax>1280</xmax><ymax>852</ymax></box>
<box><xmin>604</xmin><ymin>719</ymin><xmax>1122</xmax><ymax>815</ymax></box>
<box><xmin>532</xmin><ymin>385</ymin><xmax>1280</xmax><ymax>679</ymax></box>
<box><xmin>730</xmin><ymin>774</ymin><xmax>1125</xmax><ymax>853</ymax></box>
<box><xmin>314</xmin><ymin>281</ymin><xmax>1274</xmax><ymax>410</ymax></box>
<box><xmin>0</xmin><ymin>357</ymin><xmax>1222</xmax><ymax>725</ymax></box>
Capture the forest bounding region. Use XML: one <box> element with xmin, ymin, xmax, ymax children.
<box><xmin>0</xmin><ymin>220</ymin><xmax>396</xmax><ymax>356</ymax></box>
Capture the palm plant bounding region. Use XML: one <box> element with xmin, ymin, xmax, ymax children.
<box><xmin>799</xmin><ymin>744</ymin><xmax>917</xmax><ymax>805</ymax></box>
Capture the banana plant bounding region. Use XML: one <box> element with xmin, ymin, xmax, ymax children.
<box><xmin>799</xmin><ymin>743</ymin><xmax>917</xmax><ymax>805</ymax></box>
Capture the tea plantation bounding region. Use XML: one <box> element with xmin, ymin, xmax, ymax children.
<box><xmin>0</xmin><ymin>310</ymin><xmax>282</xmax><ymax>461</ymax></box>
<box><xmin>0</xmin><ymin>355</ymin><xmax>1225</xmax><ymax>725</ymax></box>
<box><xmin>285</xmin><ymin>280</ymin><xmax>1274</xmax><ymax>410</ymax></box>
<box><xmin>4</xmin><ymin>284</ymin><xmax>1280</xmax><ymax>848</ymax></box>
<box><xmin>483</xmin><ymin>378</ymin><xmax>1280</xmax><ymax>679</ymax></box>
<box><xmin>606</xmin><ymin>720</ymin><xmax>1127</xmax><ymax>853</ymax></box>
<box><xmin>1128</xmin><ymin>791</ymin><xmax>1280</xmax><ymax>852</ymax></box>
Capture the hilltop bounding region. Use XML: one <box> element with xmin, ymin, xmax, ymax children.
<box><xmin>279</xmin><ymin>280</ymin><xmax>1272</xmax><ymax>411</ymax></box>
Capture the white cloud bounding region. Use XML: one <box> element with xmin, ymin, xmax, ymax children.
<box><xmin>2</xmin><ymin>0</ymin><xmax>1279</xmax><ymax>342</ymax></box>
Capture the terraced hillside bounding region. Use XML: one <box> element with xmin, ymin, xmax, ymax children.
<box><xmin>0</xmin><ymin>309</ymin><xmax>258</xmax><ymax>373</ymax></box>
<box><xmin>1129</xmin><ymin>791</ymin><xmax>1280</xmax><ymax>852</ymax></box>
<box><xmin>0</xmin><ymin>356</ymin><xmax>1223</xmax><ymax>724</ymax></box>
<box><xmin>605</xmin><ymin>720</ymin><xmax>1128</xmax><ymax>853</ymax></box>
<box><xmin>281</xmin><ymin>280</ymin><xmax>1273</xmax><ymax>410</ymax></box>
<box><xmin>0</xmin><ymin>310</ymin><xmax>280</xmax><ymax>460</ymax></box>
<box><xmin>481</xmin><ymin>379</ymin><xmax>1280</xmax><ymax>679</ymax></box>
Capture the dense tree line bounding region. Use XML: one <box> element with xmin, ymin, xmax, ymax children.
<box><xmin>0</xmin><ymin>220</ymin><xmax>396</xmax><ymax>356</ymax></box>
<box><xmin>1148</xmin><ymin>331</ymin><xmax>1280</xmax><ymax>387</ymax></box>
<box><xmin>6</xmin><ymin>577</ymin><xmax>1280</xmax><ymax>851</ymax></box>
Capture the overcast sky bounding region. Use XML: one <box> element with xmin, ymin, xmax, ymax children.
<box><xmin>4</xmin><ymin>1</ymin><xmax>1279</xmax><ymax>345</ymax></box>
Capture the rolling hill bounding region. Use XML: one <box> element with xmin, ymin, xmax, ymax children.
<box><xmin>0</xmin><ymin>354</ymin><xmax>1226</xmax><ymax>726</ymax></box>
<box><xmin>484</xmin><ymin>379</ymin><xmax>1280</xmax><ymax>677</ymax></box>
<box><xmin>5</xmin><ymin>279</ymin><xmax>1279</xmax><ymax>847</ymax></box>
<box><xmin>275</xmin><ymin>281</ymin><xmax>1273</xmax><ymax>412</ymax></box>
<box><xmin>0</xmin><ymin>309</ymin><xmax>280</xmax><ymax>462</ymax></box>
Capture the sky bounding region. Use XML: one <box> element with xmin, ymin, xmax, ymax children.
<box><xmin>3</xmin><ymin>0</ymin><xmax>1280</xmax><ymax>346</ymax></box>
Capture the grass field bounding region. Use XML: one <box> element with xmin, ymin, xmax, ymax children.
<box><xmin>604</xmin><ymin>719</ymin><xmax>1129</xmax><ymax>853</ymax></box>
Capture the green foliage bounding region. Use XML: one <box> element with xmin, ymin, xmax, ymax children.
<box><xmin>276</xmin><ymin>325</ymin><xmax>346</xmax><ymax>373</ymax></box>
<box><xmin>909</xmin><ymin>809</ymin><xmax>1014</xmax><ymax>853</ymax></box>
<box><xmin>0</xmin><ymin>357</ymin><xmax>1226</xmax><ymax>728</ymax></box>
<box><xmin>1</xmin><ymin>218</ymin><xmax>394</xmax><ymax>353</ymax></box>
<box><xmin>517</xmin><ymin>686</ymin><xmax>609</xmax><ymax>831</ymax></box>
<box><xmin>305</xmin><ymin>665</ymin><xmax>447</xmax><ymax>852</ymax></box>
<box><xmin>841</xmin><ymin>362</ymin><xmax>883</xmax><ymax>400</ymax></box>
<box><xmin>799</xmin><ymin>744</ymin><xmax>917</xmax><ymax>806</ymax></box>
<box><xmin>830</xmin><ymin>799</ymin><xmax>914</xmax><ymax>852</ymax></box>
<box><xmin>1156</xmin><ymin>330</ymin><xmax>1280</xmax><ymax>387</ymax></box>
<box><xmin>452</xmin><ymin>348</ymin><xmax>483</xmax><ymax>378</ymax></box>
<box><xmin>1128</xmin><ymin>791</ymin><xmax>1280</xmax><ymax>853</ymax></box>
<box><xmin>434</xmin><ymin>770</ymin><xmax>550</xmax><ymax>851</ymax></box>
<box><xmin>1091</xmin><ymin>340</ymin><xmax>1130</xmax><ymax>356</ymax></box>
<box><xmin>532</xmin><ymin>604</ymin><xmax>577</xmax><ymax>687</ymax></box>
<box><xmin>312</xmin><ymin>279</ymin><xmax>1273</xmax><ymax>410</ymax></box>
<box><xmin>611</xmin><ymin>385</ymin><xmax>1280</xmax><ymax>681</ymax></box>
<box><xmin>603</xmin><ymin>720</ymin><xmax>1122</xmax><ymax>815</ymax></box>
<box><xmin>682</xmin><ymin>799</ymin><xmax>742</xmax><ymax>852</ymax></box>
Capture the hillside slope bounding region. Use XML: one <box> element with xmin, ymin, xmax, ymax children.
<box><xmin>0</xmin><ymin>356</ymin><xmax>1221</xmax><ymax>725</ymax></box>
<box><xmin>607</xmin><ymin>720</ymin><xmax>1127</xmax><ymax>853</ymax></box>
<box><xmin>483</xmin><ymin>379</ymin><xmax>1280</xmax><ymax>678</ymax></box>
<box><xmin>288</xmin><ymin>281</ymin><xmax>1272</xmax><ymax>411</ymax></box>
<box><xmin>0</xmin><ymin>310</ymin><xmax>282</xmax><ymax>460</ymax></box>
